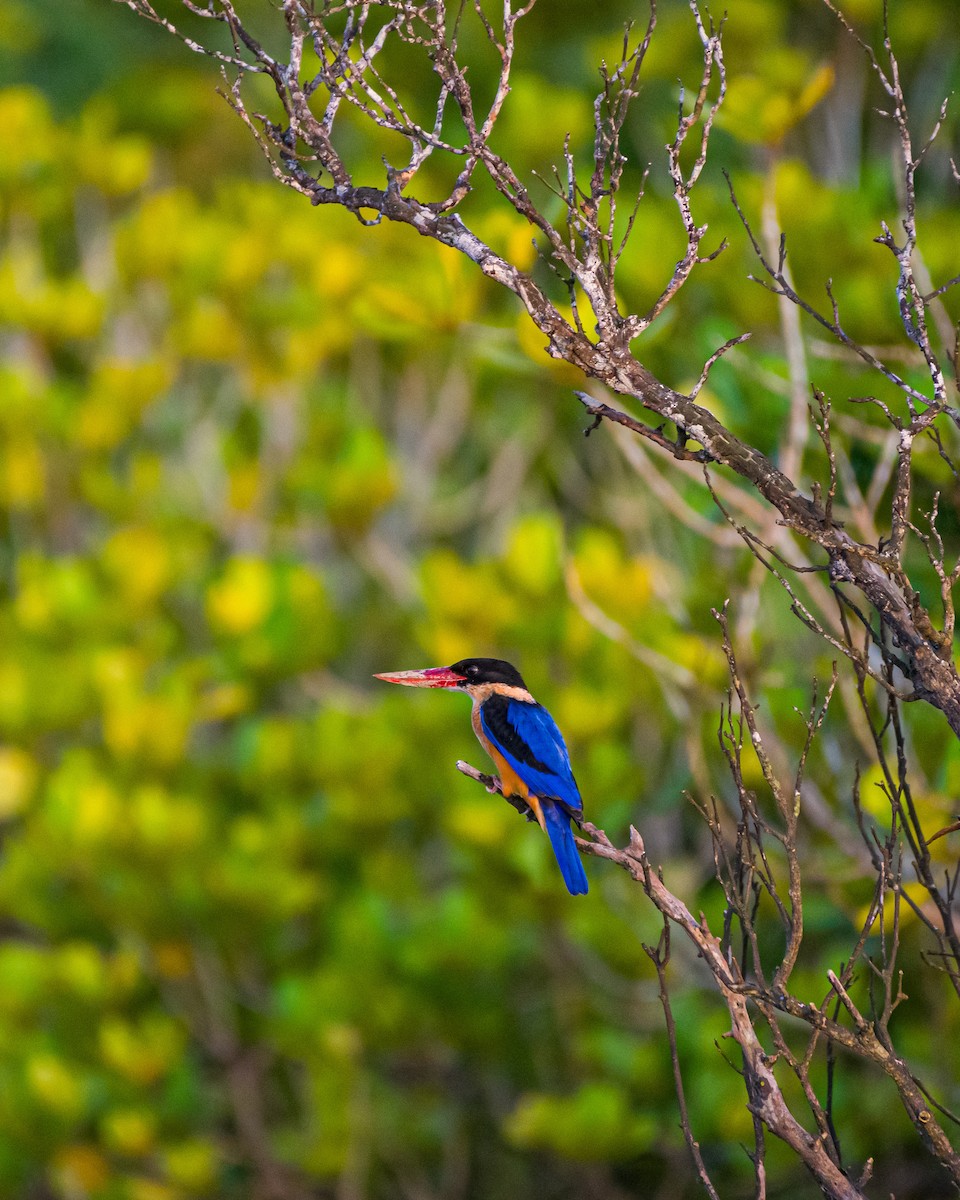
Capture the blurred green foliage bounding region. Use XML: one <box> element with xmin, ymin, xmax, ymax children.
<box><xmin>1</xmin><ymin>0</ymin><xmax>959</xmax><ymax>1197</ymax></box>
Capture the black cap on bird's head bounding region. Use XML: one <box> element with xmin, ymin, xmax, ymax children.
<box><xmin>375</xmin><ymin>657</ymin><xmax>528</xmax><ymax>691</ymax></box>
<box><xmin>449</xmin><ymin>658</ymin><xmax>527</xmax><ymax>689</ymax></box>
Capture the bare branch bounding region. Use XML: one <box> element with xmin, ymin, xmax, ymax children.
<box><xmin>645</xmin><ymin>923</ymin><xmax>723</xmax><ymax>1200</ymax></box>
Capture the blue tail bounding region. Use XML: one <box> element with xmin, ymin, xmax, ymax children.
<box><xmin>542</xmin><ymin>801</ymin><xmax>588</xmax><ymax>895</ymax></box>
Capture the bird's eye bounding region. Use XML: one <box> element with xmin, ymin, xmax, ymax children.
<box><xmin>467</xmin><ymin>665</ymin><xmax>479</xmax><ymax>676</ymax></box>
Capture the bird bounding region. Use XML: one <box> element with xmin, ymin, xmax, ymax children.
<box><xmin>374</xmin><ymin>658</ymin><xmax>588</xmax><ymax>895</ymax></box>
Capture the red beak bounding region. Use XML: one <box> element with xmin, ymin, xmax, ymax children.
<box><xmin>374</xmin><ymin>666</ymin><xmax>467</xmax><ymax>689</ymax></box>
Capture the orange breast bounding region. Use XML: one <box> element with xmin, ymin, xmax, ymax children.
<box><xmin>471</xmin><ymin>702</ymin><xmax>546</xmax><ymax>831</ymax></box>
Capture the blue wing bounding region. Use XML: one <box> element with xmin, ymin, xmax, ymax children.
<box><xmin>480</xmin><ymin>697</ymin><xmax>588</xmax><ymax>895</ymax></box>
<box><xmin>480</xmin><ymin>698</ymin><xmax>582</xmax><ymax>814</ymax></box>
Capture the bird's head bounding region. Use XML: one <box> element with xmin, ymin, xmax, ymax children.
<box><xmin>375</xmin><ymin>657</ymin><xmax>528</xmax><ymax>692</ymax></box>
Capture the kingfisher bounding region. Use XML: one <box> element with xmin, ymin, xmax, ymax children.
<box><xmin>374</xmin><ymin>658</ymin><xmax>588</xmax><ymax>895</ymax></box>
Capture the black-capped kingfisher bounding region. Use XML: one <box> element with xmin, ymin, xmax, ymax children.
<box><xmin>375</xmin><ymin>658</ymin><xmax>588</xmax><ymax>895</ymax></box>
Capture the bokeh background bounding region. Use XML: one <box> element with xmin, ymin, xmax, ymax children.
<box><xmin>2</xmin><ymin>1</ymin><xmax>960</xmax><ymax>1196</ymax></box>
